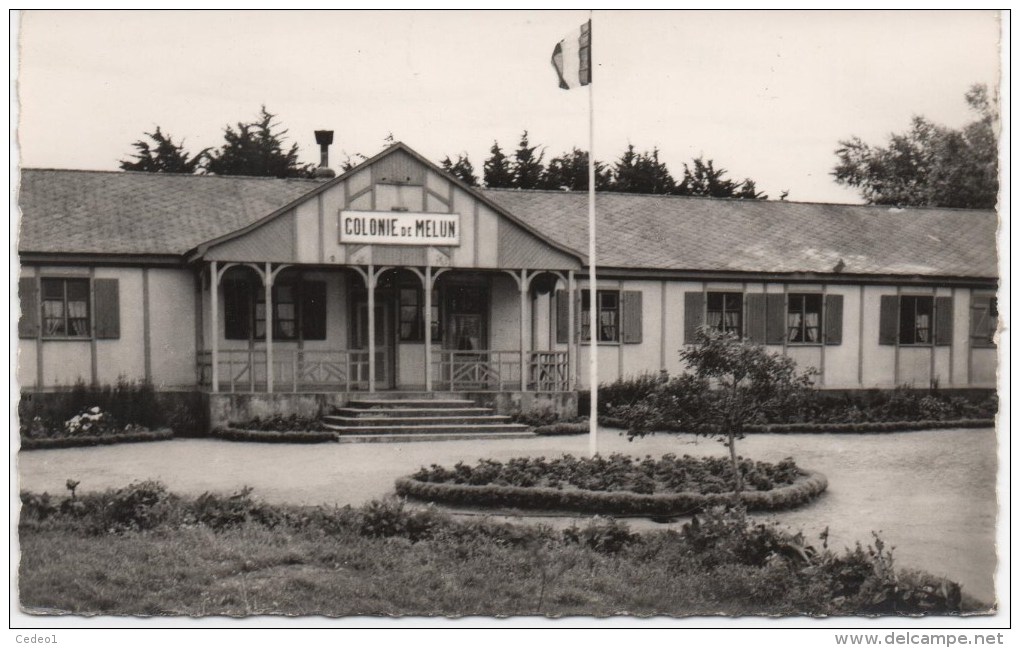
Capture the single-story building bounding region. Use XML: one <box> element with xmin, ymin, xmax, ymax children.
<box><xmin>17</xmin><ymin>141</ymin><xmax>998</xmax><ymax>429</ymax></box>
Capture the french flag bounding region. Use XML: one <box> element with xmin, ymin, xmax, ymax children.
<box><xmin>551</xmin><ymin>20</ymin><xmax>591</xmax><ymax>90</ymax></box>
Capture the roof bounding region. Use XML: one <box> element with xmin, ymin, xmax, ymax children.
<box><xmin>17</xmin><ymin>166</ymin><xmax>998</xmax><ymax>280</ymax></box>
<box><xmin>479</xmin><ymin>189</ymin><xmax>999</xmax><ymax>279</ymax></box>
<box><xmin>18</xmin><ymin>169</ymin><xmax>323</xmax><ymax>256</ymax></box>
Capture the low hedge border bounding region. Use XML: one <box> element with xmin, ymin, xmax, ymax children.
<box><xmin>395</xmin><ymin>470</ymin><xmax>828</xmax><ymax>516</ymax></box>
<box><xmin>20</xmin><ymin>428</ymin><xmax>174</xmax><ymax>451</ymax></box>
<box><xmin>534</xmin><ymin>422</ymin><xmax>590</xmax><ymax>436</ymax></box>
<box><xmin>211</xmin><ymin>428</ymin><xmax>338</xmax><ymax>444</ymax></box>
<box><xmin>744</xmin><ymin>419</ymin><xmax>994</xmax><ymax>434</ymax></box>
<box><xmin>596</xmin><ymin>417</ymin><xmax>994</xmax><ymax>434</ymax></box>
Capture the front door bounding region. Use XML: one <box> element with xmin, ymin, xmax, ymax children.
<box><xmin>442</xmin><ymin>284</ymin><xmax>490</xmax><ymax>389</ymax></box>
<box><xmin>352</xmin><ymin>300</ymin><xmax>394</xmax><ymax>389</ymax></box>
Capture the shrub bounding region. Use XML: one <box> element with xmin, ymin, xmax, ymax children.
<box><xmin>533</xmin><ymin>422</ymin><xmax>589</xmax><ymax>436</ymax></box>
<box><xmin>228</xmin><ymin>414</ymin><xmax>329</xmax><ymax>432</ymax></box>
<box><xmin>211</xmin><ymin>428</ymin><xmax>336</xmax><ymax>443</ymax></box>
<box><xmin>563</xmin><ymin>516</ymin><xmax>638</xmax><ymax>554</ymax></box>
<box><xmin>188</xmin><ymin>487</ymin><xmax>283</xmax><ymax>530</ymax></box>
<box><xmin>598</xmin><ymin>371</ymin><xmax>667</xmax><ymax>417</ymax></box>
<box><xmin>358</xmin><ymin>498</ymin><xmax>451</xmax><ymax>543</ymax></box>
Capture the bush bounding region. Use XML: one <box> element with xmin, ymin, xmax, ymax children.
<box><xmin>227</xmin><ymin>414</ymin><xmax>330</xmax><ymax>432</ymax></box>
<box><xmin>358</xmin><ymin>498</ymin><xmax>452</xmax><ymax>543</ymax></box>
<box><xmin>598</xmin><ymin>371</ymin><xmax>667</xmax><ymax>417</ymax></box>
<box><xmin>188</xmin><ymin>487</ymin><xmax>282</xmax><ymax>530</ymax></box>
<box><xmin>20</xmin><ymin>428</ymin><xmax>173</xmax><ymax>450</ymax></box>
<box><xmin>563</xmin><ymin>516</ymin><xmax>638</xmax><ymax>554</ymax></box>
<box><xmin>614</xmin><ymin>373</ymin><xmax>997</xmax><ymax>433</ymax></box>
<box><xmin>533</xmin><ymin>422</ymin><xmax>589</xmax><ymax>436</ymax></box>
<box><xmin>212</xmin><ymin>428</ymin><xmax>336</xmax><ymax>443</ymax></box>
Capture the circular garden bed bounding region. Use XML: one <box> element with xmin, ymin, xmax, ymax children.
<box><xmin>396</xmin><ymin>453</ymin><xmax>827</xmax><ymax>516</ymax></box>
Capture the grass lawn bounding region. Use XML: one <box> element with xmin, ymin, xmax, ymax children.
<box><xmin>17</xmin><ymin>487</ymin><xmax>989</xmax><ymax>618</ymax></box>
<box><xmin>13</xmin><ymin>525</ymin><xmax>877</xmax><ymax>617</ymax></box>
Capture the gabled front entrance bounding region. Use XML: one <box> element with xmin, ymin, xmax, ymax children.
<box><xmin>192</xmin><ymin>142</ymin><xmax>583</xmax><ymax>400</ymax></box>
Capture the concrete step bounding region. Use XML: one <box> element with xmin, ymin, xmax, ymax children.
<box><xmin>332</xmin><ymin>406</ymin><xmax>494</xmax><ymax>418</ymax></box>
<box><xmin>325</xmin><ymin>423</ymin><xmax>530</xmax><ymax>435</ymax></box>
<box><xmin>335</xmin><ymin>431</ymin><xmax>536</xmax><ymax>444</ymax></box>
<box><xmin>346</xmin><ymin>399</ymin><xmax>477</xmax><ymax>409</ymax></box>
<box><xmin>324</xmin><ymin>414</ymin><xmax>512</xmax><ymax>427</ymax></box>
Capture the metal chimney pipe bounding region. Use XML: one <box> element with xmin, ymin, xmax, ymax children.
<box><xmin>313</xmin><ymin>130</ymin><xmax>336</xmax><ymax>178</ymax></box>
<box><xmin>314</xmin><ymin>130</ymin><xmax>334</xmax><ymax>168</ymax></box>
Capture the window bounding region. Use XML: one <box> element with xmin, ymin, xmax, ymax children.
<box><xmin>899</xmin><ymin>295</ymin><xmax>933</xmax><ymax>345</ymax></box>
<box><xmin>399</xmin><ymin>287</ymin><xmax>423</xmax><ymax>342</ymax></box>
<box><xmin>41</xmin><ymin>278</ymin><xmax>90</xmax><ymax>337</ymax></box>
<box><xmin>225</xmin><ymin>278</ymin><xmax>326</xmax><ymax>341</ymax></box>
<box><xmin>581</xmin><ymin>290</ymin><xmax>619</xmax><ymax>343</ymax></box>
<box><xmin>706</xmin><ymin>292</ymin><xmax>742</xmax><ymax>336</ymax></box>
<box><xmin>787</xmin><ymin>294</ymin><xmax>822</xmax><ymax>343</ymax></box>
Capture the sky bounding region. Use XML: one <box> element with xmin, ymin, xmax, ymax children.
<box><xmin>14</xmin><ymin>9</ymin><xmax>1002</xmax><ymax>204</ymax></box>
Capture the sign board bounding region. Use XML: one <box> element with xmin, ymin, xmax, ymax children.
<box><xmin>339</xmin><ymin>211</ymin><xmax>460</xmax><ymax>246</ymax></box>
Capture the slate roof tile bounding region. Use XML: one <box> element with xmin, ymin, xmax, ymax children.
<box><xmin>478</xmin><ymin>189</ymin><xmax>998</xmax><ymax>278</ymax></box>
<box><xmin>18</xmin><ymin>169</ymin><xmax>998</xmax><ymax>279</ymax></box>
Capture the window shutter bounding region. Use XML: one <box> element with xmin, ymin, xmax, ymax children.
<box><xmin>934</xmin><ymin>296</ymin><xmax>953</xmax><ymax>346</ymax></box>
<box><xmin>301</xmin><ymin>281</ymin><xmax>328</xmax><ymax>341</ymax></box>
<box><xmin>555</xmin><ymin>290</ymin><xmax>569</xmax><ymax>344</ymax></box>
<box><xmin>621</xmin><ymin>290</ymin><xmax>643</xmax><ymax>344</ymax></box>
<box><xmin>19</xmin><ymin>277</ymin><xmax>39</xmax><ymax>339</ymax></box>
<box><xmin>224</xmin><ymin>280</ymin><xmax>252</xmax><ymax>340</ymax></box>
<box><xmin>970</xmin><ymin>294</ymin><xmax>995</xmax><ymax>348</ymax></box>
<box><xmin>879</xmin><ymin>295</ymin><xmax>899</xmax><ymax>345</ymax></box>
<box><xmin>824</xmin><ymin>294</ymin><xmax>844</xmax><ymax>346</ymax></box>
<box><xmin>683</xmin><ymin>291</ymin><xmax>703</xmax><ymax>344</ymax></box>
<box><xmin>745</xmin><ymin>293</ymin><xmax>767</xmax><ymax>344</ymax></box>
<box><xmin>93</xmin><ymin>278</ymin><xmax>120</xmax><ymax>339</ymax></box>
<box><xmin>765</xmin><ymin>294</ymin><xmax>786</xmax><ymax>345</ymax></box>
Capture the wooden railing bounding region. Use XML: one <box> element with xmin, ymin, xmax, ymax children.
<box><xmin>197</xmin><ymin>349</ymin><xmax>372</xmax><ymax>393</ymax></box>
<box><xmin>198</xmin><ymin>348</ymin><xmax>569</xmax><ymax>393</ymax></box>
<box><xmin>432</xmin><ymin>350</ymin><xmax>569</xmax><ymax>392</ymax></box>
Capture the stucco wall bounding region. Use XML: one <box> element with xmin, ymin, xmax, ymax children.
<box><xmin>553</xmin><ymin>277</ymin><xmax>997</xmax><ymax>391</ymax></box>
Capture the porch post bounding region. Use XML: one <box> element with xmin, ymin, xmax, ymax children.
<box><xmin>367</xmin><ymin>263</ymin><xmax>376</xmax><ymax>393</ymax></box>
<box><xmin>520</xmin><ymin>269</ymin><xmax>528</xmax><ymax>392</ymax></box>
<box><xmin>210</xmin><ymin>261</ymin><xmax>219</xmax><ymax>393</ymax></box>
<box><xmin>567</xmin><ymin>270</ymin><xmax>575</xmax><ymax>391</ymax></box>
<box><xmin>424</xmin><ymin>266</ymin><xmax>432</xmax><ymax>392</ymax></box>
<box><xmin>265</xmin><ymin>261</ymin><xmax>274</xmax><ymax>394</ymax></box>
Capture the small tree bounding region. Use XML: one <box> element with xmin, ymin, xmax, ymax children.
<box><xmin>440</xmin><ymin>153</ymin><xmax>479</xmax><ymax>186</ymax></box>
<box><xmin>119</xmin><ymin>127</ymin><xmax>208</xmax><ymax>174</ymax></box>
<box><xmin>623</xmin><ymin>328</ymin><xmax>815</xmax><ymax>493</ymax></box>
<box><xmin>511</xmin><ymin>130</ymin><xmax>545</xmax><ymax>189</ymax></box>
<box><xmin>205</xmin><ymin>106</ymin><xmax>313</xmax><ymax>178</ymax></box>
<box><xmin>483</xmin><ymin>140</ymin><xmax>514</xmax><ymax>188</ymax></box>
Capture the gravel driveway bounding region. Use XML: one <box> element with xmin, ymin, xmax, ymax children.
<box><xmin>17</xmin><ymin>427</ymin><xmax>999</xmax><ymax>605</ymax></box>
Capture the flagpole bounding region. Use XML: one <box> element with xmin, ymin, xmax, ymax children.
<box><xmin>587</xmin><ymin>16</ymin><xmax>598</xmax><ymax>458</ymax></box>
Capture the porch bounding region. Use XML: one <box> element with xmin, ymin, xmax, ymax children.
<box><xmin>195</xmin><ymin>261</ymin><xmax>579</xmax><ymax>396</ymax></box>
<box><xmin>196</xmin><ymin>348</ymin><xmax>570</xmax><ymax>393</ymax></box>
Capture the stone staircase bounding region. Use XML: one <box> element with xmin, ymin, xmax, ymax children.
<box><xmin>323</xmin><ymin>393</ymin><xmax>534</xmax><ymax>443</ymax></box>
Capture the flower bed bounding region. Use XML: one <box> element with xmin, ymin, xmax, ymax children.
<box><xmin>396</xmin><ymin>454</ymin><xmax>827</xmax><ymax>515</ymax></box>
<box><xmin>20</xmin><ymin>428</ymin><xmax>173</xmax><ymax>450</ymax></box>
<box><xmin>211</xmin><ymin>428</ymin><xmax>337</xmax><ymax>444</ymax></box>
<box><xmin>19</xmin><ymin>405</ymin><xmax>174</xmax><ymax>450</ymax></box>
